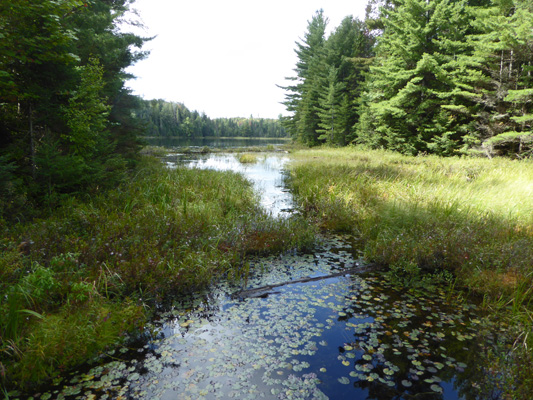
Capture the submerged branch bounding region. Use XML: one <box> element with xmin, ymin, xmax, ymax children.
<box><xmin>231</xmin><ymin>264</ymin><xmax>375</xmax><ymax>300</ymax></box>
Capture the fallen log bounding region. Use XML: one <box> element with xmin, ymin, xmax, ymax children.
<box><xmin>231</xmin><ymin>264</ymin><xmax>375</xmax><ymax>300</ymax></box>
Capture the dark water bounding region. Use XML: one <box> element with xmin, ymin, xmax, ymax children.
<box><xmin>20</xmin><ymin>149</ymin><xmax>502</xmax><ymax>400</ymax></box>
<box><xmin>144</xmin><ymin>136</ymin><xmax>290</xmax><ymax>149</ymax></box>
<box><xmin>22</xmin><ymin>236</ymin><xmax>498</xmax><ymax>400</ymax></box>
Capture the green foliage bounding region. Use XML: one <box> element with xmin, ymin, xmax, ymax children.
<box><xmin>8</xmin><ymin>299</ymin><xmax>145</xmax><ymax>388</ymax></box>
<box><xmin>280</xmin><ymin>10</ymin><xmax>328</xmax><ymax>146</ymax></box>
<box><xmin>287</xmin><ymin>146</ymin><xmax>533</xmax><ymax>397</ymax></box>
<box><xmin>356</xmin><ymin>0</ymin><xmax>480</xmax><ymax>155</ymax></box>
<box><xmin>316</xmin><ymin>66</ymin><xmax>346</xmax><ymax>144</ymax></box>
<box><xmin>0</xmin><ymin>0</ymin><xmax>149</xmax><ymax>217</ymax></box>
<box><xmin>468</xmin><ymin>0</ymin><xmax>533</xmax><ymax>157</ymax></box>
<box><xmin>280</xmin><ymin>1</ymin><xmax>533</xmax><ymax>158</ymax></box>
<box><xmin>280</xmin><ymin>12</ymin><xmax>374</xmax><ymax>147</ymax></box>
<box><xmin>62</xmin><ymin>57</ymin><xmax>111</xmax><ymax>157</ymax></box>
<box><xmin>238</xmin><ymin>153</ymin><xmax>259</xmax><ymax>164</ymax></box>
<box><xmin>21</xmin><ymin>266</ymin><xmax>61</xmax><ymax>309</ymax></box>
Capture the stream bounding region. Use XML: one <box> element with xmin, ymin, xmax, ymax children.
<box><xmin>26</xmin><ymin>152</ymin><xmax>503</xmax><ymax>400</ymax></box>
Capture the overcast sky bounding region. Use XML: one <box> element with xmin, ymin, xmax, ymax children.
<box><xmin>125</xmin><ymin>0</ymin><xmax>368</xmax><ymax>119</ymax></box>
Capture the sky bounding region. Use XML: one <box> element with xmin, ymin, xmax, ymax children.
<box><xmin>125</xmin><ymin>0</ymin><xmax>368</xmax><ymax>119</ymax></box>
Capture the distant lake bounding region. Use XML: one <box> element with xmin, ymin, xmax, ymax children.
<box><xmin>144</xmin><ymin>136</ymin><xmax>291</xmax><ymax>149</ymax></box>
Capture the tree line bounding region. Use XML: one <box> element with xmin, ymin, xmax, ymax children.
<box><xmin>0</xmin><ymin>0</ymin><xmax>149</xmax><ymax>213</ymax></box>
<box><xmin>134</xmin><ymin>99</ymin><xmax>287</xmax><ymax>138</ymax></box>
<box><xmin>281</xmin><ymin>0</ymin><xmax>533</xmax><ymax>157</ymax></box>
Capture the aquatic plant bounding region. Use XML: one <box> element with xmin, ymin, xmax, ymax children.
<box><xmin>15</xmin><ymin>236</ymin><xmax>497</xmax><ymax>400</ymax></box>
<box><xmin>238</xmin><ymin>153</ymin><xmax>259</xmax><ymax>164</ymax></box>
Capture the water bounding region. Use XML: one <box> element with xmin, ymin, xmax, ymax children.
<box><xmin>25</xmin><ymin>237</ymin><xmax>494</xmax><ymax>400</ymax></box>
<box><xmin>166</xmin><ymin>153</ymin><xmax>293</xmax><ymax>217</ymax></box>
<box><xmin>23</xmin><ymin>144</ymin><xmax>501</xmax><ymax>400</ymax></box>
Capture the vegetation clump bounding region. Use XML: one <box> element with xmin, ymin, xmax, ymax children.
<box><xmin>238</xmin><ymin>153</ymin><xmax>259</xmax><ymax>164</ymax></box>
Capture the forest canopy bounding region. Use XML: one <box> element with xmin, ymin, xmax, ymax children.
<box><xmin>0</xmin><ymin>0</ymin><xmax>149</xmax><ymax>213</ymax></box>
<box><xmin>2</xmin><ymin>0</ymin><xmax>533</xmax><ymax>218</ymax></box>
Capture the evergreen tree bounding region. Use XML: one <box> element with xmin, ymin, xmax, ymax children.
<box><xmin>280</xmin><ymin>10</ymin><xmax>328</xmax><ymax>145</ymax></box>
<box><xmin>133</xmin><ymin>99</ymin><xmax>287</xmax><ymax>138</ymax></box>
<box><xmin>0</xmin><ymin>0</ymin><xmax>149</xmax><ymax>213</ymax></box>
<box><xmin>468</xmin><ymin>0</ymin><xmax>533</xmax><ymax>157</ymax></box>
<box><xmin>0</xmin><ymin>0</ymin><xmax>83</xmax><ymax>182</ymax></box>
<box><xmin>356</xmin><ymin>0</ymin><xmax>482</xmax><ymax>155</ymax></box>
<box><xmin>280</xmin><ymin>13</ymin><xmax>374</xmax><ymax>146</ymax></box>
<box><xmin>316</xmin><ymin>66</ymin><xmax>345</xmax><ymax>144</ymax></box>
<box><xmin>322</xmin><ymin>16</ymin><xmax>375</xmax><ymax>145</ymax></box>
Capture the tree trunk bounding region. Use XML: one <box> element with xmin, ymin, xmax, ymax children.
<box><xmin>231</xmin><ymin>264</ymin><xmax>376</xmax><ymax>300</ymax></box>
<box><xmin>29</xmin><ymin>102</ymin><xmax>36</xmax><ymax>180</ymax></box>
<box><xmin>509</xmin><ymin>49</ymin><xmax>513</xmax><ymax>80</ymax></box>
<box><xmin>500</xmin><ymin>51</ymin><xmax>504</xmax><ymax>85</ymax></box>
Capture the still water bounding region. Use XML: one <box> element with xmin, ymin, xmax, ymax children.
<box><xmin>166</xmin><ymin>153</ymin><xmax>293</xmax><ymax>218</ymax></box>
<box><xmin>25</xmin><ymin>144</ymin><xmax>502</xmax><ymax>400</ymax></box>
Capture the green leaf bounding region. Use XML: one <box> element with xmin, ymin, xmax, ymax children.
<box><xmin>18</xmin><ymin>309</ymin><xmax>44</xmax><ymax>319</ymax></box>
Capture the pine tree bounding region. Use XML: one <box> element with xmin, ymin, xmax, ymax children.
<box><xmin>357</xmin><ymin>0</ymin><xmax>484</xmax><ymax>155</ymax></box>
<box><xmin>324</xmin><ymin>16</ymin><xmax>375</xmax><ymax>145</ymax></box>
<box><xmin>469</xmin><ymin>0</ymin><xmax>533</xmax><ymax>157</ymax></box>
<box><xmin>0</xmin><ymin>0</ymin><xmax>149</xmax><ymax>212</ymax></box>
<box><xmin>280</xmin><ymin>10</ymin><xmax>328</xmax><ymax>145</ymax></box>
<box><xmin>316</xmin><ymin>66</ymin><xmax>345</xmax><ymax>144</ymax></box>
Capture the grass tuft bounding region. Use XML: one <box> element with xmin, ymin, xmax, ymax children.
<box><xmin>238</xmin><ymin>153</ymin><xmax>259</xmax><ymax>164</ymax></box>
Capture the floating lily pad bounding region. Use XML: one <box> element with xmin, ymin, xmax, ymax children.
<box><xmin>338</xmin><ymin>377</ymin><xmax>350</xmax><ymax>385</ymax></box>
<box><xmin>431</xmin><ymin>384</ymin><xmax>443</xmax><ymax>393</ymax></box>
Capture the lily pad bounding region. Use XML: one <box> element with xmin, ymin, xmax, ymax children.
<box><xmin>431</xmin><ymin>384</ymin><xmax>443</xmax><ymax>393</ymax></box>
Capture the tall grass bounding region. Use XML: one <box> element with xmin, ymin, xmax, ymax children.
<box><xmin>286</xmin><ymin>146</ymin><xmax>533</xmax><ymax>396</ymax></box>
<box><xmin>0</xmin><ymin>156</ymin><xmax>314</xmax><ymax>392</ymax></box>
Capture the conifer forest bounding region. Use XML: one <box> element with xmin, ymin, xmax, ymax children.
<box><xmin>281</xmin><ymin>0</ymin><xmax>533</xmax><ymax>157</ymax></box>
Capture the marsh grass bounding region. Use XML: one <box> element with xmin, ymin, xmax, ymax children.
<box><xmin>286</xmin><ymin>146</ymin><xmax>533</xmax><ymax>396</ymax></box>
<box><xmin>237</xmin><ymin>153</ymin><xmax>259</xmax><ymax>164</ymax></box>
<box><xmin>0</xmin><ymin>156</ymin><xmax>314</xmax><ymax>392</ymax></box>
<box><xmin>139</xmin><ymin>145</ymin><xmax>169</xmax><ymax>157</ymax></box>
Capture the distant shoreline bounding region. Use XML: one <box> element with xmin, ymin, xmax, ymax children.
<box><xmin>141</xmin><ymin>136</ymin><xmax>292</xmax><ymax>140</ymax></box>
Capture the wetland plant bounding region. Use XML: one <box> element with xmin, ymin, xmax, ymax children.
<box><xmin>286</xmin><ymin>146</ymin><xmax>533</xmax><ymax>397</ymax></box>
<box><xmin>0</xmin><ymin>156</ymin><xmax>314</xmax><ymax>392</ymax></box>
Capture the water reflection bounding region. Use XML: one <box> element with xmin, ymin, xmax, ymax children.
<box><xmin>31</xmin><ymin>236</ymin><xmax>495</xmax><ymax>400</ymax></box>
<box><xmin>167</xmin><ymin>153</ymin><xmax>294</xmax><ymax>218</ymax></box>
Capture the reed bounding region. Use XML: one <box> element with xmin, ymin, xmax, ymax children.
<box><xmin>237</xmin><ymin>153</ymin><xmax>259</xmax><ymax>164</ymax></box>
